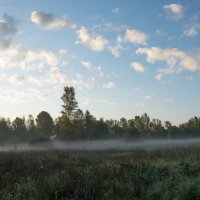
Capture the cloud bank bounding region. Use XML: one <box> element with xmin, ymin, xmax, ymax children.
<box><xmin>136</xmin><ymin>47</ymin><xmax>200</xmax><ymax>79</ymax></box>
<box><xmin>31</xmin><ymin>11</ymin><xmax>76</xmax><ymax>30</ymax></box>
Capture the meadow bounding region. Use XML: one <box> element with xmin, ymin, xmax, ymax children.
<box><xmin>1</xmin><ymin>145</ymin><xmax>200</xmax><ymax>200</ymax></box>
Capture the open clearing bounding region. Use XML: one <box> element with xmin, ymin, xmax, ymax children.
<box><xmin>1</xmin><ymin>144</ymin><xmax>200</xmax><ymax>199</ymax></box>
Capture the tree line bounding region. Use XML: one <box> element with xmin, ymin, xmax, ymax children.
<box><xmin>0</xmin><ymin>86</ymin><xmax>200</xmax><ymax>144</ymax></box>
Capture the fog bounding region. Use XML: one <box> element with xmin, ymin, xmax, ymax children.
<box><xmin>1</xmin><ymin>138</ymin><xmax>200</xmax><ymax>152</ymax></box>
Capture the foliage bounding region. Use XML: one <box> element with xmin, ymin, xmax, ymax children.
<box><xmin>61</xmin><ymin>86</ymin><xmax>78</xmax><ymax>120</ymax></box>
<box><xmin>1</xmin><ymin>146</ymin><xmax>200</xmax><ymax>199</ymax></box>
<box><xmin>36</xmin><ymin>111</ymin><xmax>54</xmax><ymax>137</ymax></box>
<box><xmin>0</xmin><ymin>86</ymin><xmax>200</xmax><ymax>143</ymax></box>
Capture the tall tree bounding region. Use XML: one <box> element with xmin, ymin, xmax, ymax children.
<box><xmin>26</xmin><ymin>114</ymin><xmax>35</xmax><ymax>133</ymax></box>
<box><xmin>12</xmin><ymin>117</ymin><xmax>27</xmax><ymax>141</ymax></box>
<box><xmin>36</xmin><ymin>111</ymin><xmax>54</xmax><ymax>137</ymax></box>
<box><xmin>84</xmin><ymin>110</ymin><xmax>96</xmax><ymax>139</ymax></box>
<box><xmin>0</xmin><ymin>117</ymin><xmax>10</xmax><ymax>141</ymax></box>
<box><xmin>61</xmin><ymin>86</ymin><xmax>78</xmax><ymax>120</ymax></box>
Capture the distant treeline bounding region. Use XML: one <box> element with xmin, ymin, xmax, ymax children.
<box><xmin>0</xmin><ymin>86</ymin><xmax>200</xmax><ymax>143</ymax></box>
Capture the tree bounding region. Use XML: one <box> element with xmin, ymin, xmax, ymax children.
<box><xmin>165</xmin><ymin>121</ymin><xmax>172</xmax><ymax>130</ymax></box>
<box><xmin>26</xmin><ymin>114</ymin><xmax>35</xmax><ymax>133</ymax></box>
<box><xmin>141</xmin><ymin>113</ymin><xmax>150</xmax><ymax>133</ymax></box>
<box><xmin>12</xmin><ymin>117</ymin><xmax>27</xmax><ymax>141</ymax></box>
<box><xmin>84</xmin><ymin>110</ymin><xmax>96</xmax><ymax>139</ymax></box>
<box><xmin>94</xmin><ymin>118</ymin><xmax>109</xmax><ymax>139</ymax></box>
<box><xmin>61</xmin><ymin>86</ymin><xmax>78</xmax><ymax>120</ymax></box>
<box><xmin>56</xmin><ymin>115</ymin><xmax>74</xmax><ymax>140</ymax></box>
<box><xmin>36</xmin><ymin>111</ymin><xmax>54</xmax><ymax>137</ymax></box>
<box><xmin>12</xmin><ymin>117</ymin><xmax>26</xmax><ymax>132</ymax></box>
<box><xmin>0</xmin><ymin>117</ymin><xmax>10</xmax><ymax>141</ymax></box>
<box><xmin>119</xmin><ymin>117</ymin><xmax>128</xmax><ymax>128</ymax></box>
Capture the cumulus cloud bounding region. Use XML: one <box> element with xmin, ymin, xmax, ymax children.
<box><xmin>103</xmin><ymin>81</ymin><xmax>115</xmax><ymax>89</ymax></box>
<box><xmin>9</xmin><ymin>75</ymin><xmax>26</xmax><ymax>86</ymax></box>
<box><xmin>81</xmin><ymin>61</ymin><xmax>92</xmax><ymax>70</ymax></box>
<box><xmin>27</xmin><ymin>76</ymin><xmax>42</xmax><ymax>85</ymax></box>
<box><xmin>31</xmin><ymin>11</ymin><xmax>76</xmax><ymax>30</ymax></box>
<box><xmin>108</xmin><ymin>36</ymin><xmax>124</xmax><ymax>58</ymax></box>
<box><xmin>0</xmin><ymin>88</ymin><xmax>50</xmax><ymax>103</ymax></box>
<box><xmin>131</xmin><ymin>62</ymin><xmax>145</xmax><ymax>72</ymax></box>
<box><xmin>0</xmin><ymin>13</ymin><xmax>19</xmax><ymax>51</ymax></box>
<box><xmin>183</xmin><ymin>24</ymin><xmax>200</xmax><ymax>37</ymax></box>
<box><xmin>136</xmin><ymin>47</ymin><xmax>200</xmax><ymax>79</ymax></box>
<box><xmin>70</xmin><ymin>74</ymin><xmax>95</xmax><ymax>90</ymax></box>
<box><xmin>0</xmin><ymin>45</ymin><xmax>60</xmax><ymax>70</ymax></box>
<box><xmin>163</xmin><ymin>4</ymin><xmax>183</xmax><ymax>21</ymax></box>
<box><xmin>124</xmin><ymin>29</ymin><xmax>148</xmax><ymax>45</ymax></box>
<box><xmin>9</xmin><ymin>75</ymin><xmax>42</xmax><ymax>86</ymax></box>
<box><xmin>59</xmin><ymin>48</ymin><xmax>67</xmax><ymax>55</ymax></box>
<box><xmin>108</xmin><ymin>28</ymin><xmax>148</xmax><ymax>57</ymax></box>
<box><xmin>76</xmin><ymin>26</ymin><xmax>108</xmax><ymax>51</ymax></box>
<box><xmin>44</xmin><ymin>67</ymin><xmax>68</xmax><ymax>85</ymax></box>
<box><xmin>0</xmin><ymin>13</ymin><xmax>18</xmax><ymax>38</ymax></box>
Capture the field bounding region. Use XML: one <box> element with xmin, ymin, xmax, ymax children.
<box><xmin>1</xmin><ymin>145</ymin><xmax>200</xmax><ymax>199</ymax></box>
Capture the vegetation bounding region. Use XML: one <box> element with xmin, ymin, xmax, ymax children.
<box><xmin>1</xmin><ymin>146</ymin><xmax>200</xmax><ymax>199</ymax></box>
<box><xmin>0</xmin><ymin>86</ymin><xmax>200</xmax><ymax>143</ymax></box>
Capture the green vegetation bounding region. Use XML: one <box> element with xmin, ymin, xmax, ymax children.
<box><xmin>0</xmin><ymin>86</ymin><xmax>200</xmax><ymax>143</ymax></box>
<box><xmin>1</xmin><ymin>146</ymin><xmax>200</xmax><ymax>199</ymax></box>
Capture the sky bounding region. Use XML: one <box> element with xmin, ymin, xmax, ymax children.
<box><xmin>0</xmin><ymin>0</ymin><xmax>200</xmax><ymax>125</ymax></box>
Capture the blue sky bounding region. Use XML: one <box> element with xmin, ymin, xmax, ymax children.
<box><xmin>0</xmin><ymin>0</ymin><xmax>200</xmax><ymax>125</ymax></box>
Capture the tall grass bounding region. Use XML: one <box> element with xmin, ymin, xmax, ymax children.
<box><xmin>1</xmin><ymin>146</ymin><xmax>200</xmax><ymax>199</ymax></box>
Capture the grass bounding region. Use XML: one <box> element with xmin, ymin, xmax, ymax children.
<box><xmin>1</xmin><ymin>146</ymin><xmax>200</xmax><ymax>199</ymax></box>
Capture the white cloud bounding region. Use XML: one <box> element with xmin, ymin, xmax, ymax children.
<box><xmin>70</xmin><ymin>74</ymin><xmax>95</xmax><ymax>90</ymax></box>
<box><xmin>80</xmin><ymin>61</ymin><xmax>104</xmax><ymax>77</ymax></box>
<box><xmin>9</xmin><ymin>75</ymin><xmax>42</xmax><ymax>86</ymax></box>
<box><xmin>136</xmin><ymin>47</ymin><xmax>200</xmax><ymax>79</ymax></box>
<box><xmin>31</xmin><ymin>11</ymin><xmax>76</xmax><ymax>30</ymax></box>
<box><xmin>183</xmin><ymin>24</ymin><xmax>200</xmax><ymax>37</ymax></box>
<box><xmin>112</xmin><ymin>8</ymin><xmax>120</xmax><ymax>14</ymax></box>
<box><xmin>0</xmin><ymin>45</ymin><xmax>60</xmax><ymax>70</ymax></box>
<box><xmin>103</xmin><ymin>82</ymin><xmax>115</xmax><ymax>89</ymax></box>
<box><xmin>28</xmin><ymin>76</ymin><xmax>42</xmax><ymax>86</ymax></box>
<box><xmin>94</xmin><ymin>66</ymin><xmax>104</xmax><ymax>77</ymax></box>
<box><xmin>81</xmin><ymin>61</ymin><xmax>92</xmax><ymax>70</ymax></box>
<box><xmin>163</xmin><ymin>4</ymin><xmax>183</xmax><ymax>21</ymax></box>
<box><xmin>0</xmin><ymin>88</ymin><xmax>50</xmax><ymax>103</ymax></box>
<box><xmin>108</xmin><ymin>36</ymin><xmax>124</xmax><ymax>58</ymax></box>
<box><xmin>131</xmin><ymin>62</ymin><xmax>145</xmax><ymax>73</ymax></box>
<box><xmin>124</xmin><ymin>29</ymin><xmax>148</xmax><ymax>45</ymax></box>
<box><xmin>76</xmin><ymin>26</ymin><xmax>108</xmax><ymax>51</ymax></box>
<box><xmin>9</xmin><ymin>75</ymin><xmax>26</xmax><ymax>86</ymax></box>
<box><xmin>44</xmin><ymin>66</ymin><xmax>68</xmax><ymax>85</ymax></box>
<box><xmin>59</xmin><ymin>48</ymin><xmax>67</xmax><ymax>55</ymax></box>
